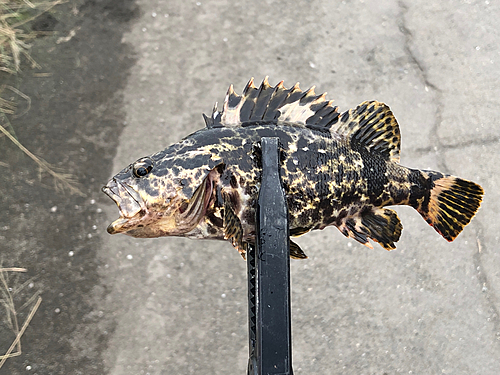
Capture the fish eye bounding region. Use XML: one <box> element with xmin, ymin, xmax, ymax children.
<box><xmin>132</xmin><ymin>158</ymin><xmax>154</xmax><ymax>178</ymax></box>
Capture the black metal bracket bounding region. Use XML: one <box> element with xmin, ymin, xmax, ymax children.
<box><xmin>247</xmin><ymin>137</ymin><xmax>294</xmax><ymax>375</ymax></box>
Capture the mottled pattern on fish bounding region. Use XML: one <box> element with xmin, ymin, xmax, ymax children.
<box><xmin>103</xmin><ymin>78</ymin><xmax>484</xmax><ymax>259</ymax></box>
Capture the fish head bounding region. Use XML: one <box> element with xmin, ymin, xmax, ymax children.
<box><xmin>102</xmin><ymin>153</ymin><xmax>219</xmax><ymax>238</ymax></box>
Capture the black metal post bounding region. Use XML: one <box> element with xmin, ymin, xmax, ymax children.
<box><xmin>247</xmin><ymin>137</ymin><xmax>293</xmax><ymax>375</ymax></box>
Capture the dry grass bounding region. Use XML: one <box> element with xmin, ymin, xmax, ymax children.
<box><xmin>0</xmin><ymin>267</ymin><xmax>42</xmax><ymax>369</ymax></box>
<box><xmin>0</xmin><ymin>121</ymin><xmax>86</xmax><ymax>196</ymax></box>
<box><xmin>0</xmin><ymin>1</ymin><xmax>74</xmax><ymax>368</ymax></box>
<box><xmin>0</xmin><ymin>0</ymin><xmax>85</xmax><ymax>196</ymax></box>
<box><xmin>1</xmin><ymin>0</ymin><xmax>66</xmax><ymax>74</ymax></box>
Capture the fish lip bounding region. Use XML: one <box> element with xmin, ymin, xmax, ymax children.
<box><xmin>102</xmin><ymin>179</ymin><xmax>146</xmax><ymax>234</ymax></box>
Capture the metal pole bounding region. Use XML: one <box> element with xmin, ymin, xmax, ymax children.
<box><xmin>247</xmin><ymin>137</ymin><xmax>293</xmax><ymax>375</ymax></box>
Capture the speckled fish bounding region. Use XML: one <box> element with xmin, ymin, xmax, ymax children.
<box><xmin>102</xmin><ymin>78</ymin><xmax>484</xmax><ymax>259</ymax></box>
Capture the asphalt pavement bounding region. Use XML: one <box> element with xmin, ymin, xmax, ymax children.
<box><xmin>1</xmin><ymin>0</ymin><xmax>499</xmax><ymax>374</ymax></box>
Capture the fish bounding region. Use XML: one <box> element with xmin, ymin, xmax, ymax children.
<box><xmin>102</xmin><ymin>77</ymin><xmax>484</xmax><ymax>259</ymax></box>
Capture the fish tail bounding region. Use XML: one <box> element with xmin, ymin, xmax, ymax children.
<box><xmin>416</xmin><ymin>173</ymin><xmax>483</xmax><ymax>241</ymax></box>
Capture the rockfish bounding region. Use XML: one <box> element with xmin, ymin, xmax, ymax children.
<box><xmin>103</xmin><ymin>78</ymin><xmax>484</xmax><ymax>259</ymax></box>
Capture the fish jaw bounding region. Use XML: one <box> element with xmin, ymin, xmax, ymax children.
<box><xmin>102</xmin><ymin>178</ymin><xmax>147</xmax><ymax>234</ymax></box>
<box><xmin>102</xmin><ymin>171</ymin><xmax>215</xmax><ymax>238</ymax></box>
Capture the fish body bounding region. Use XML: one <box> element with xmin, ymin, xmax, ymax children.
<box><xmin>103</xmin><ymin>78</ymin><xmax>483</xmax><ymax>258</ymax></box>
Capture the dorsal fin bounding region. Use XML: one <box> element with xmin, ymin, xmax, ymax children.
<box><xmin>202</xmin><ymin>102</ymin><xmax>222</xmax><ymax>128</ymax></box>
<box><xmin>331</xmin><ymin>101</ymin><xmax>401</xmax><ymax>162</ymax></box>
<box><xmin>205</xmin><ymin>77</ymin><xmax>340</xmax><ymax>128</ymax></box>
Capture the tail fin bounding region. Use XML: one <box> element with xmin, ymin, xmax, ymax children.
<box><xmin>418</xmin><ymin>175</ymin><xmax>483</xmax><ymax>241</ymax></box>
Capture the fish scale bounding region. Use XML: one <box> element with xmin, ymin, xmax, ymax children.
<box><xmin>103</xmin><ymin>78</ymin><xmax>484</xmax><ymax>259</ymax></box>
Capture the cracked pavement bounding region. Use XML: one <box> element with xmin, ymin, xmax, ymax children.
<box><xmin>1</xmin><ymin>0</ymin><xmax>499</xmax><ymax>374</ymax></box>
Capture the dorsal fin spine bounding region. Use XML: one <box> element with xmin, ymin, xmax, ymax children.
<box><xmin>202</xmin><ymin>113</ymin><xmax>212</xmax><ymax>128</ymax></box>
<box><xmin>252</xmin><ymin>76</ymin><xmax>274</xmax><ymax>120</ymax></box>
<box><xmin>243</xmin><ymin>77</ymin><xmax>256</xmax><ymax>95</ymax></box>
<box><xmin>215</xmin><ymin>78</ymin><xmax>340</xmax><ymax>128</ymax></box>
<box><xmin>260</xmin><ymin>76</ymin><xmax>271</xmax><ymax>90</ymax></box>
<box><xmin>261</xmin><ymin>80</ymin><xmax>288</xmax><ymax>120</ymax></box>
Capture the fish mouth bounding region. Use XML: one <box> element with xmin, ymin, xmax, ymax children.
<box><xmin>102</xmin><ymin>179</ymin><xmax>146</xmax><ymax>234</ymax></box>
<box><xmin>102</xmin><ymin>169</ymin><xmax>217</xmax><ymax>238</ymax></box>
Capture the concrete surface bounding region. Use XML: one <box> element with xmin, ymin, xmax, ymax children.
<box><xmin>1</xmin><ymin>0</ymin><xmax>499</xmax><ymax>374</ymax></box>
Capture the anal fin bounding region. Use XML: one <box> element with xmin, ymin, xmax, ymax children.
<box><xmin>338</xmin><ymin>207</ymin><xmax>403</xmax><ymax>250</ymax></box>
<box><xmin>361</xmin><ymin>208</ymin><xmax>403</xmax><ymax>250</ymax></box>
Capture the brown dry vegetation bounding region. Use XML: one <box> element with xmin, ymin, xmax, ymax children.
<box><xmin>0</xmin><ymin>1</ymin><xmax>77</xmax><ymax>369</ymax></box>
<box><xmin>0</xmin><ymin>0</ymin><xmax>84</xmax><ymax>196</ymax></box>
<box><xmin>0</xmin><ymin>267</ymin><xmax>42</xmax><ymax>369</ymax></box>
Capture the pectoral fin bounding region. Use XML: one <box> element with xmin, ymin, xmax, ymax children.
<box><xmin>223</xmin><ymin>198</ymin><xmax>246</xmax><ymax>259</ymax></box>
<box><xmin>223</xmin><ymin>197</ymin><xmax>310</xmax><ymax>260</ymax></box>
